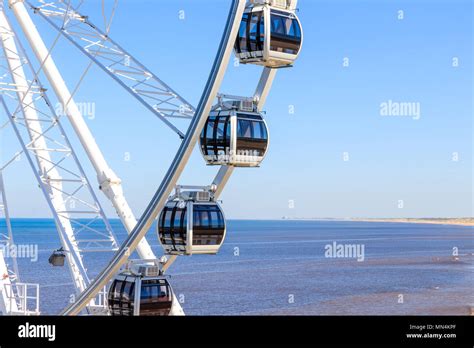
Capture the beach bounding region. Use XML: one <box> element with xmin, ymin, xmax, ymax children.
<box><xmin>350</xmin><ymin>218</ymin><xmax>474</xmax><ymax>227</ymax></box>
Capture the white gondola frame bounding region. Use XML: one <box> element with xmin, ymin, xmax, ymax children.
<box><xmin>201</xmin><ymin>109</ymin><xmax>270</xmax><ymax>167</ymax></box>
<box><xmin>187</xmin><ymin>200</ymin><xmax>228</xmax><ymax>255</ymax></box>
<box><xmin>108</xmin><ymin>273</ymin><xmax>174</xmax><ymax>316</ymax></box>
<box><xmin>236</xmin><ymin>4</ymin><xmax>304</xmax><ymax>67</ymax></box>
<box><xmin>159</xmin><ymin>199</ymin><xmax>227</xmax><ymax>256</ymax></box>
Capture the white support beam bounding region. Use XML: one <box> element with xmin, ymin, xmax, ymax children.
<box><xmin>0</xmin><ymin>249</ymin><xmax>18</xmax><ymax>314</ymax></box>
<box><xmin>254</xmin><ymin>67</ymin><xmax>277</xmax><ymax>111</ymax></box>
<box><xmin>8</xmin><ymin>0</ymin><xmax>156</xmax><ymax>262</ymax></box>
<box><xmin>26</xmin><ymin>0</ymin><xmax>194</xmax><ymax>137</ymax></box>
<box><xmin>0</xmin><ymin>8</ymin><xmax>89</xmax><ymax>295</ymax></box>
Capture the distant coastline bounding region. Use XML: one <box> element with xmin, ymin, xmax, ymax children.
<box><xmin>280</xmin><ymin>217</ymin><xmax>474</xmax><ymax>227</ymax></box>
<box><xmin>350</xmin><ymin>218</ymin><xmax>474</xmax><ymax>227</ymax></box>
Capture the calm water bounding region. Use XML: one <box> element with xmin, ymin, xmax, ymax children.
<box><xmin>3</xmin><ymin>219</ymin><xmax>473</xmax><ymax>315</ymax></box>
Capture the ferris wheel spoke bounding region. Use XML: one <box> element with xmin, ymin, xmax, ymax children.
<box><xmin>27</xmin><ymin>0</ymin><xmax>195</xmax><ymax>137</ymax></box>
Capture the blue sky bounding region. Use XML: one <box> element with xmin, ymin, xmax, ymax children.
<box><xmin>1</xmin><ymin>0</ymin><xmax>472</xmax><ymax>219</ymax></box>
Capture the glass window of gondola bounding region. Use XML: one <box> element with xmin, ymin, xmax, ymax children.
<box><xmin>236</xmin><ymin>113</ymin><xmax>268</xmax><ymax>157</ymax></box>
<box><xmin>140</xmin><ymin>278</ymin><xmax>172</xmax><ymax>316</ymax></box>
<box><xmin>235</xmin><ymin>11</ymin><xmax>265</xmax><ymax>55</ymax></box>
<box><xmin>200</xmin><ymin>114</ymin><xmax>231</xmax><ymax>159</ymax></box>
<box><xmin>193</xmin><ymin>204</ymin><xmax>225</xmax><ymax>246</ymax></box>
<box><xmin>158</xmin><ymin>202</ymin><xmax>187</xmax><ymax>253</ymax></box>
<box><xmin>269</xmin><ymin>10</ymin><xmax>302</xmax><ymax>55</ymax></box>
<box><xmin>108</xmin><ymin>277</ymin><xmax>135</xmax><ymax>316</ymax></box>
<box><xmin>108</xmin><ymin>279</ymin><xmax>121</xmax><ymax>314</ymax></box>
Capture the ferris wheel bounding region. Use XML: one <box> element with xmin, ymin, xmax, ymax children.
<box><xmin>0</xmin><ymin>0</ymin><xmax>303</xmax><ymax>316</ymax></box>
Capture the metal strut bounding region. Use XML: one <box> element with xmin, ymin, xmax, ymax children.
<box><xmin>8</xmin><ymin>0</ymin><xmax>160</xmax><ymax>264</ymax></box>
<box><xmin>0</xmin><ymin>171</ymin><xmax>19</xmax><ymax>314</ymax></box>
<box><xmin>26</xmin><ymin>0</ymin><xmax>195</xmax><ymax>138</ymax></box>
<box><xmin>0</xmin><ymin>171</ymin><xmax>40</xmax><ymax>315</ymax></box>
<box><xmin>0</xmin><ymin>6</ymin><xmax>119</xmax><ymax>312</ymax></box>
<box><xmin>0</xmin><ymin>172</ymin><xmax>18</xmax><ymax>283</ymax></box>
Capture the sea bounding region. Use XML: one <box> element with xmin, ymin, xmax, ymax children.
<box><xmin>3</xmin><ymin>219</ymin><xmax>473</xmax><ymax>315</ymax></box>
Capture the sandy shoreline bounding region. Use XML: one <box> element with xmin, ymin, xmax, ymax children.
<box><xmin>350</xmin><ymin>218</ymin><xmax>474</xmax><ymax>227</ymax></box>
<box><xmin>280</xmin><ymin>218</ymin><xmax>474</xmax><ymax>227</ymax></box>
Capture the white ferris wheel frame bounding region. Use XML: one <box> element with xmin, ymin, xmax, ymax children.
<box><xmin>0</xmin><ymin>0</ymin><xmax>298</xmax><ymax>316</ymax></box>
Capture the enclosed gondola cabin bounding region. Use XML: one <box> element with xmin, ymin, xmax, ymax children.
<box><xmin>48</xmin><ymin>248</ymin><xmax>66</xmax><ymax>267</ymax></box>
<box><xmin>108</xmin><ymin>266</ymin><xmax>173</xmax><ymax>316</ymax></box>
<box><xmin>200</xmin><ymin>109</ymin><xmax>269</xmax><ymax>167</ymax></box>
<box><xmin>234</xmin><ymin>1</ymin><xmax>303</xmax><ymax>68</ymax></box>
<box><xmin>158</xmin><ymin>189</ymin><xmax>226</xmax><ymax>255</ymax></box>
